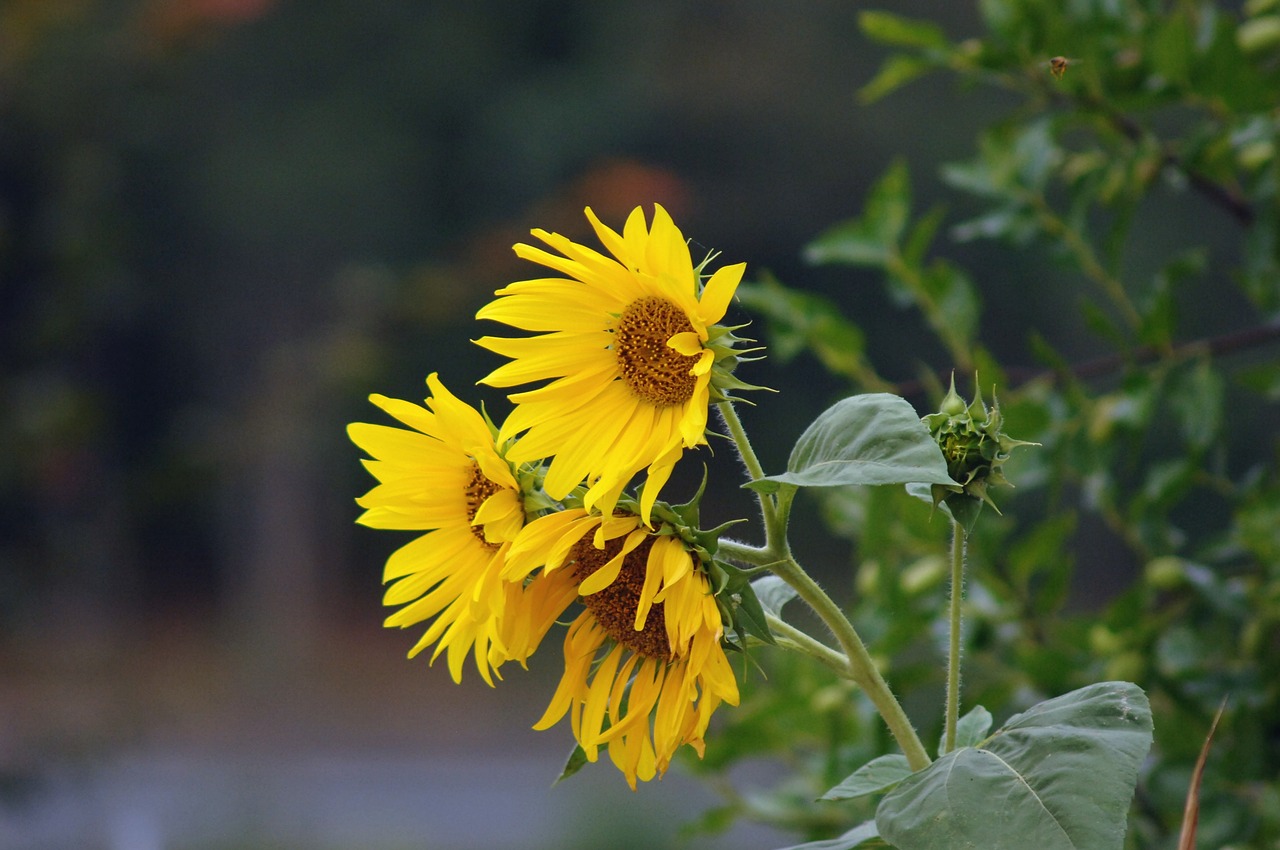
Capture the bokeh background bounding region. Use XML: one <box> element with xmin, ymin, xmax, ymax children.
<box><xmin>0</xmin><ymin>1</ymin><xmax>1234</xmax><ymax>848</ymax></box>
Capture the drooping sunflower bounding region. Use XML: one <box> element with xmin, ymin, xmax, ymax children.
<box><xmin>501</xmin><ymin>508</ymin><xmax>740</xmax><ymax>789</ymax></box>
<box><xmin>474</xmin><ymin>204</ymin><xmax>748</xmax><ymax>524</ymax></box>
<box><xmin>347</xmin><ymin>373</ymin><xmax>529</xmax><ymax>686</ymax></box>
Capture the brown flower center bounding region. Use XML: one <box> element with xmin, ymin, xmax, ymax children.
<box><xmin>571</xmin><ymin>533</ymin><xmax>670</xmax><ymax>661</ymax></box>
<box><xmin>463</xmin><ymin>462</ymin><xmax>502</xmax><ymax>547</ymax></box>
<box><xmin>614</xmin><ymin>296</ymin><xmax>700</xmax><ymax>408</ymax></box>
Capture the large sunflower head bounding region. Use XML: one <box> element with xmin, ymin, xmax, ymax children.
<box><xmin>501</xmin><ymin>508</ymin><xmax>741</xmax><ymax>789</ymax></box>
<box><xmin>347</xmin><ymin>373</ymin><xmax>534</xmax><ymax>686</ymax></box>
<box><xmin>474</xmin><ymin>204</ymin><xmax>752</xmax><ymax>525</ymax></box>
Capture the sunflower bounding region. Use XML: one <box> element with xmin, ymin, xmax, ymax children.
<box><xmin>502</xmin><ymin>508</ymin><xmax>740</xmax><ymax>789</ymax></box>
<box><xmin>474</xmin><ymin>204</ymin><xmax>747</xmax><ymax>524</ymax></box>
<box><xmin>347</xmin><ymin>373</ymin><xmax>529</xmax><ymax>686</ymax></box>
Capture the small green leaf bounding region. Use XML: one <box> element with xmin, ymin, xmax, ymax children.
<box><xmin>920</xmin><ymin>260</ymin><xmax>980</xmax><ymax>349</ymax></box>
<box><xmin>737</xmin><ymin>278</ymin><xmax>874</xmax><ymax>383</ymax></box>
<box><xmin>553</xmin><ymin>744</ymin><xmax>589</xmax><ymax>784</ymax></box>
<box><xmin>877</xmin><ymin>682</ymin><xmax>1154</xmax><ymax>850</ymax></box>
<box><xmin>940</xmin><ymin>705</ymin><xmax>994</xmax><ymax>755</ymax></box>
<box><xmin>820</xmin><ymin>754</ymin><xmax>912</xmax><ymax>801</ymax></box>
<box><xmin>1237</xmin><ymin>14</ymin><xmax>1280</xmax><ymax>53</ymax></box>
<box><xmin>902</xmin><ymin>204</ymin><xmax>947</xmax><ymax>268</ymax></box>
<box><xmin>1150</xmin><ymin>12</ymin><xmax>1193</xmax><ymax>88</ymax></box>
<box><xmin>858</xmin><ymin>10</ymin><xmax>949</xmax><ymax>49</ymax></box>
<box><xmin>859</xmin><ymin>54</ymin><xmax>934</xmax><ymax>103</ymax></box>
<box><xmin>752</xmin><ymin>575</ymin><xmax>799</xmax><ymax>619</ymax></box>
<box><xmin>757</xmin><ymin>394</ymin><xmax>956</xmax><ymax>491</ymax></box>
<box><xmin>1169</xmin><ymin>358</ymin><xmax>1224</xmax><ymax>451</ymax></box>
<box><xmin>743</xmin><ymin>477</ymin><xmax>786</xmax><ymax>496</ymax></box>
<box><xmin>805</xmin><ymin>161</ymin><xmax>911</xmax><ymax>267</ymax></box>
<box><xmin>1237</xmin><ymin>361</ymin><xmax>1280</xmax><ymax>401</ymax></box>
<box><xmin>716</xmin><ymin>561</ymin><xmax>777</xmax><ymax>647</ymax></box>
<box><xmin>775</xmin><ymin>820</ymin><xmax>882</xmax><ymax>850</ymax></box>
<box><xmin>944</xmin><ymin>494</ymin><xmax>986</xmax><ymax>535</ymax></box>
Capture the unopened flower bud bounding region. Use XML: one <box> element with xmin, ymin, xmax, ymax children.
<box><xmin>921</xmin><ymin>374</ymin><xmax>1037</xmax><ymax>520</ymax></box>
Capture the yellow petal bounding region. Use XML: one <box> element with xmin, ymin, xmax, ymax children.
<box><xmin>578</xmin><ymin>529</ymin><xmax>645</xmax><ymax>596</ymax></box>
<box><xmin>697</xmin><ymin>262</ymin><xmax>745</xmax><ymax>324</ymax></box>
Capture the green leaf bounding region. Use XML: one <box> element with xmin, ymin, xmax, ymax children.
<box><xmin>1237</xmin><ymin>14</ymin><xmax>1280</xmax><ymax>53</ymax></box>
<box><xmin>902</xmin><ymin>204</ymin><xmax>947</xmax><ymax>268</ymax></box>
<box><xmin>920</xmin><ymin>260</ymin><xmax>979</xmax><ymax>349</ymax></box>
<box><xmin>876</xmin><ymin>682</ymin><xmax>1154</xmax><ymax>850</ymax></box>
<box><xmin>553</xmin><ymin>744</ymin><xmax>589</xmax><ymax>784</ymax></box>
<box><xmin>805</xmin><ymin>161</ymin><xmax>911</xmax><ymax>267</ymax></box>
<box><xmin>755</xmin><ymin>394</ymin><xmax>957</xmax><ymax>491</ymax></box>
<box><xmin>942</xmin><ymin>705</ymin><xmax>994</xmax><ymax>754</ymax></box>
<box><xmin>858</xmin><ymin>11</ymin><xmax>949</xmax><ymax>49</ymax></box>
<box><xmin>859</xmin><ymin>53</ymin><xmax>934</xmax><ymax>103</ymax></box>
<box><xmin>1237</xmin><ymin>361</ymin><xmax>1280</xmax><ymax>401</ymax></box>
<box><xmin>775</xmin><ymin>820</ymin><xmax>882</xmax><ymax>850</ymax></box>
<box><xmin>820</xmin><ymin>754</ymin><xmax>912</xmax><ymax>801</ymax></box>
<box><xmin>716</xmin><ymin>561</ymin><xmax>777</xmax><ymax>647</ymax></box>
<box><xmin>1169</xmin><ymin>358</ymin><xmax>1223</xmax><ymax>451</ymax></box>
<box><xmin>736</xmin><ymin>277</ymin><xmax>873</xmax><ymax>383</ymax></box>
<box><xmin>1150</xmin><ymin>12</ymin><xmax>1193</xmax><ymax>88</ymax></box>
<box><xmin>752</xmin><ymin>575</ymin><xmax>799</xmax><ymax>619</ymax></box>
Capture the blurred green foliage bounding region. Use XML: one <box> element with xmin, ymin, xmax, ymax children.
<box><xmin>699</xmin><ymin>1</ymin><xmax>1280</xmax><ymax>847</ymax></box>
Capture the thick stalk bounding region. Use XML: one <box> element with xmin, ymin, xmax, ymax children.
<box><xmin>943</xmin><ymin>519</ymin><xmax>965</xmax><ymax>754</ymax></box>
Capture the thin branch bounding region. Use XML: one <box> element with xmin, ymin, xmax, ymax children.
<box><xmin>894</xmin><ymin>320</ymin><xmax>1280</xmax><ymax>397</ymax></box>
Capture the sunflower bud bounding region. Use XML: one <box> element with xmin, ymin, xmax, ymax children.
<box><xmin>921</xmin><ymin>374</ymin><xmax>1037</xmax><ymax>522</ymax></box>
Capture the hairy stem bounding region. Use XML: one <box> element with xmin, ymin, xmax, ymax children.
<box><xmin>716</xmin><ymin>402</ymin><xmax>778</xmax><ymax>534</ymax></box>
<box><xmin>770</xmin><ymin>556</ymin><xmax>932</xmax><ymax>772</ymax></box>
<box><xmin>944</xmin><ymin>519</ymin><xmax>966</xmax><ymax>754</ymax></box>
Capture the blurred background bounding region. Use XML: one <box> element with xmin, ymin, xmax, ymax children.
<box><xmin>0</xmin><ymin>1</ymin><xmax>1233</xmax><ymax>848</ymax></box>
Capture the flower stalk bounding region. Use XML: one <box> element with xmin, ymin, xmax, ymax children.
<box><xmin>944</xmin><ymin>518</ymin><xmax>966</xmax><ymax>754</ymax></box>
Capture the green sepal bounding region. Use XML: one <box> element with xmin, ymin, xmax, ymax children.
<box><xmin>553</xmin><ymin>744</ymin><xmax>589</xmax><ymax>785</ymax></box>
<box><xmin>648</xmin><ymin>470</ymin><xmax>750</xmax><ymax>564</ymax></box>
<box><xmin>921</xmin><ymin>374</ymin><xmax>1038</xmax><ymax>528</ymax></box>
<box><xmin>710</xmin><ymin>559</ymin><xmax>777</xmax><ymax>649</ymax></box>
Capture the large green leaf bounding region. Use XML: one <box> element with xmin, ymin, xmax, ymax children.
<box><xmin>876</xmin><ymin>682</ymin><xmax>1153</xmax><ymax>850</ymax></box>
<box><xmin>751</xmin><ymin>394</ymin><xmax>956</xmax><ymax>493</ymax></box>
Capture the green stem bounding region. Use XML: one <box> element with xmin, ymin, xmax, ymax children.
<box><xmin>766</xmin><ymin>613</ymin><xmax>850</xmax><ymax>676</ymax></box>
<box><xmin>944</xmin><ymin>519</ymin><xmax>965</xmax><ymax>754</ymax></box>
<box><xmin>716</xmin><ymin>401</ymin><xmax>778</xmax><ymax>533</ymax></box>
<box><xmin>771</xmin><ymin>556</ymin><xmax>932</xmax><ymax>772</ymax></box>
<box><xmin>885</xmin><ymin>252</ymin><xmax>974</xmax><ymax>373</ymax></box>
<box><xmin>1027</xmin><ymin>194</ymin><xmax>1144</xmax><ymax>332</ymax></box>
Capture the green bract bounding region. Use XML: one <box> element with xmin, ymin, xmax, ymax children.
<box><xmin>921</xmin><ymin>374</ymin><xmax>1037</xmax><ymax>530</ymax></box>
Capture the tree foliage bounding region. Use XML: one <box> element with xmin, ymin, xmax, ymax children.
<box><xmin>702</xmin><ymin>2</ymin><xmax>1280</xmax><ymax>846</ymax></box>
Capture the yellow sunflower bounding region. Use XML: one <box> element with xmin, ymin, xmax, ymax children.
<box><xmin>502</xmin><ymin>508</ymin><xmax>740</xmax><ymax>789</ymax></box>
<box><xmin>347</xmin><ymin>373</ymin><xmax>528</xmax><ymax>686</ymax></box>
<box><xmin>474</xmin><ymin>204</ymin><xmax>747</xmax><ymax>524</ymax></box>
